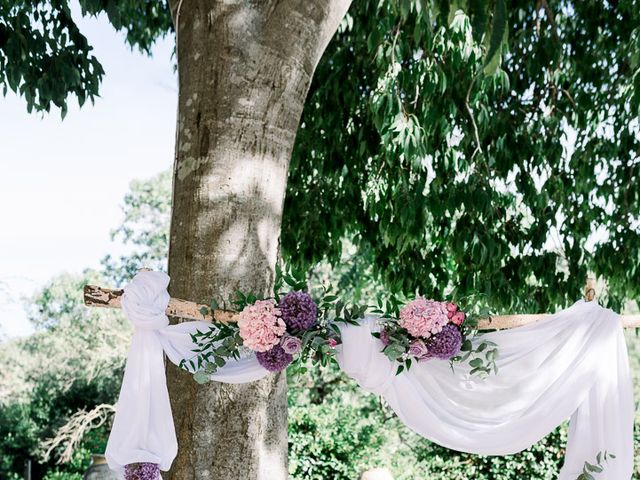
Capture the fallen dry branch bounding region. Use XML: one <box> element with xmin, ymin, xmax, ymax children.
<box><xmin>40</xmin><ymin>403</ymin><xmax>116</xmax><ymax>464</ymax></box>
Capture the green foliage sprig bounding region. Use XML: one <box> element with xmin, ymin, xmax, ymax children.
<box><xmin>455</xmin><ymin>337</ymin><xmax>499</xmax><ymax>377</ymax></box>
<box><xmin>576</xmin><ymin>451</ymin><xmax>616</xmax><ymax>480</ymax></box>
<box><xmin>180</xmin><ymin>323</ymin><xmax>243</xmax><ymax>384</ymax></box>
<box><xmin>453</xmin><ymin>302</ymin><xmax>499</xmax><ymax>377</ymax></box>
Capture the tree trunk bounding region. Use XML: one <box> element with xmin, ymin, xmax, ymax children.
<box><xmin>164</xmin><ymin>1</ymin><xmax>351</xmax><ymax>479</ymax></box>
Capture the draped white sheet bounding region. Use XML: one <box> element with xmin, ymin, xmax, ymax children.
<box><xmin>105</xmin><ymin>271</ymin><xmax>634</xmax><ymax>479</ymax></box>
<box><xmin>105</xmin><ymin>272</ymin><xmax>268</xmax><ymax>477</ymax></box>
<box><xmin>338</xmin><ymin>303</ymin><xmax>634</xmax><ymax>479</ymax></box>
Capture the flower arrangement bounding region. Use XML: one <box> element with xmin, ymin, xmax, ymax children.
<box><xmin>181</xmin><ymin>267</ymin><xmax>366</xmax><ymax>382</ymax></box>
<box><xmin>374</xmin><ymin>296</ymin><xmax>498</xmax><ymax>375</ymax></box>
<box><xmin>181</xmin><ymin>268</ymin><xmax>498</xmax><ymax>381</ymax></box>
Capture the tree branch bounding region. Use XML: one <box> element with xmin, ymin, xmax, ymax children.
<box><xmin>465</xmin><ymin>75</ymin><xmax>483</xmax><ymax>160</ymax></box>
<box><xmin>40</xmin><ymin>404</ymin><xmax>116</xmax><ymax>464</ymax></box>
<box><xmin>84</xmin><ymin>284</ymin><xmax>640</xmax><ymax>329</ymax></box>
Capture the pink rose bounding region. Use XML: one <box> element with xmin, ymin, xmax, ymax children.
<box><xmin>446</xmin><ymin>302</ymin><xmax>458</xmax><ymax>319</ymax></box>
<box><xmin>327</xmin><ymin>338</ymin><xmax>338</xmax><ymax>348</ymax></box>
<box><xmin>280</xmin><ymin>334</ymin><xmax>302</xmax><ymax>355</ymax></box>
<box><xmin>451</xmin><ymin>311</ymin><xmax>466</xmax><ymax>326</ymax></box>
<box><xmin>408</xmin><ymin>339</ymin><xmax>429</xmax><ymax>358</ymax></box>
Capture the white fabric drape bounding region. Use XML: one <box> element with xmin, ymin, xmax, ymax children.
<box><xmin>338</xmin><ymin>302</ymin><xmax>634</xmax><ymax>479</ymax></box>
<box><xmin>105</xmin><ymin>272</ymin><xmax>269</xmax><ymax>477</ymax></box>
<box><xmin>105</xmin><ymin>271</ymin><xmax>634</xmax><ymax>479</ymax></box>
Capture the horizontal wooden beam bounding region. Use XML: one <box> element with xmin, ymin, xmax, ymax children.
<box><xmin>83</xmin><ymin>285</ymin><xmax>236</xmax><ymax>323</ymax></box>
<box><xmin>84</xmin><ymin>284</ymin><xmax>640</xmax><ymax>330</ymax></box>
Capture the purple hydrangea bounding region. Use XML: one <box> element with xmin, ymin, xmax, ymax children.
<box><xmin>125</xmin><ymin>463</ymin><xmax>160</xmax><ymax>480</ymax></box>
<box><xmin>256</xmin><ymin>344</ymin><xmax>293</xmax><ymax>372</ymax></box>
<box><xmin>426</xmin><ymin>324</ymin><xmax>463</xmax><ymax>360</ymax></box>
<box><xmin>277</xmin><ymin>291</ymin><xmax>317</xmax><ymax>331</ymax></box>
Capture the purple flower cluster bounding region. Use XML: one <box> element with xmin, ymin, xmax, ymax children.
<box><xmin>426</xmin><ymin>324</ymin><xmax>463</xmax><ymax>360</ymax></box>
<box><xmin>280</xmin><ymin>333</ymin><xmax>302</xmax><ymax>354</ymax></box>
<box><xmin>409</xmin><ymin>339</ymin><xmax>429</xmax><ymax>358</ymax></box>
<box><xmin>278</xmin><ymin>291</ymin><xmax>317</xmax><ymax>331</ymax></box>
<box><xmin>125</xmin><ymin>463</ymin><xmax>160</xmax><ymax>480</ymax></box>
<box><xmin>256</xmin><ymin>344</ymin><xmax>293</xmax><ymax>372</ymax></box>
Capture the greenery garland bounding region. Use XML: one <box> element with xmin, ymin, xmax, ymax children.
<box><xmin>180</xmin><ymin>267</ymin><xmax>498</xmax><ymax>382</ymax></box>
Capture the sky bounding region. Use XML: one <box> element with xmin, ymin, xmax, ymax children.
<box><xmin>0</xmin><ymin>11</ymin><xmax>177</xmax><ymax>337</ymax></box>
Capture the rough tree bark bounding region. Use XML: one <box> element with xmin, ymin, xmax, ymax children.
<box><xmin>164</xmin><ymin>1</ymin><xmax>352</xmax><ymax>479</ymax></box>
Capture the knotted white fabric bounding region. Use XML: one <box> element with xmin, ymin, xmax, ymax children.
<box><xmin>105</xmin><ymin>271</ymin><xmax>634</xmax><ymax>479</ymax></box>
<box><xmin>105</xmin><ymin>271</ymin><xmax>268</xmax><ymax>478</ymax></box>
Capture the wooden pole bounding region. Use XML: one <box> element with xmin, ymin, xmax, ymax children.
<box><xmin>584</xmin><ymin>277</ymin><xmax>597</xmax><ymax>302</ymax></box>
<box><xmin>83</xmin><ymin>285</ymin><xmax>236</xmax><ymax>324</ymax></box>
<box><xmin>83</xmin><ymin>284</ymin><xmax>640</xmax><ymax>329</ymax></box>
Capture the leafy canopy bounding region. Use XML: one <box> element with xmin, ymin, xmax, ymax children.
<box><xmin>283</xmin><ymin>0</ymin><xmax>640</xmax><ymax>312</ymax></box>
<box><xmin>3</xmin><ymin>0</ymin><xmax>640</xmax><ymax>312</ymax></box>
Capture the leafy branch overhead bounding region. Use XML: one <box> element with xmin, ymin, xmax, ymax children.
<box><xmin>0</xmin><ymin>0</ymin><xmax>172</xmax><ymax>117</ymax></box>
<box><xmin>2</xmin><ymin>0</ymin><xmax>640</xmax><ymax>314</ymax></box>
<box><xmin>284</xmin><ymin>0</ymin><xmax>640</xmax><ymax>313</ymax></box>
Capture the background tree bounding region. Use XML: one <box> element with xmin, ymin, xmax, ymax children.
<box><xmin>0</xmin><ymin>271</ymin><xmax>127</xmax><ymax>479</ymax></box>
<box><xmin>284</xmin><ymin>0</ymin><xmax>640</xmax><ymax>312</ymax></box>
<box><xmin>0</xmin><ymin>172</ymin><xmax>170</xmax><ymax>480</ymax></box>
<box><xmin>3</xmin><ymin>0</ymin><xmax>640</xmax><ymax>478</ymax></box>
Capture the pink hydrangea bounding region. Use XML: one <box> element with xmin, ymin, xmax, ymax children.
<box><xmin>238</xmin><ymin>300</ymin><xmax>286</xmax><ymax>352</ymax></box>
<box><xmin>399</xmin><ymin>297</ymin><xmax>449</xmax><ymax>338</ymax></box>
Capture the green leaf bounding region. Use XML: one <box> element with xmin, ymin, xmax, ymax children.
<box><xmin>469</xmin><ymin>358</ymin><xmax>483</xmax><ymax>368</ymax></box>
<box><xmin>584</xmin><ymin>463</ymin><xmax>603</xmax><ymax>473</ymax></box>
<box><xmin>193</xmin><ymin>371</ymin><xmax>209</xmax><ymax>384</ymax></box>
